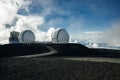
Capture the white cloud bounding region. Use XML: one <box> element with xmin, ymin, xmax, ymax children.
<box><xmin>0</xmin><ymin>0</ymin><xmax>21</xmax><ymax>44</ymax></box>
<box><xmin>0</xmin><ymin>0</ymin><xmax>17</xmax><ymax>24</ymax></box>
<box><xmin>15</xmin><ymin>15</ymin><xmax>44</xmax><ymax>32</ymax></box>
<box><xmin>0</xmin><ymin>0</ymin><xmax>30</xmax><ymax>24</ymax></box>
<box><xmin>0</xmin><ymin>0</ymin><xmax>46</xmax><ymax>44</ymax></box>
<box><xmin>46</xmin><ymin>27</ymin><xmax>56</xmax><ymax>41</ymax></box>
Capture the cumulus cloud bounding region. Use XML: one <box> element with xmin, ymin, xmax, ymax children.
<box><xmin>0</xmin><ymin>0</ymin><xmax>26</xmax><ymax>44</ymax></box>
<box><xmin>0</xmin><ymin>0</ymin><xmax>30</xmax><ymax>24</ymax></box>
<box><xmin>0</xmin><ymin>0</ymin><xmax>47</xmax><ymax>44</ymax></box>
<box><xmin>14</xmin><ymin>16</ymin><xmax>44</xmax><ymax>31</ymax></box>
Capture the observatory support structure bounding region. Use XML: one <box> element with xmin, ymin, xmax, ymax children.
<box><xmin>9</xmin><ymin>31</ymin><xmax>20</xmax><ymax>44</ymax></box>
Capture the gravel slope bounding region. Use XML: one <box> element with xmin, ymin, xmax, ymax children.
<box><xmin>0</xmin><ymin>57</ymin><xmax>120</xmax><ymax>80</ymax></box>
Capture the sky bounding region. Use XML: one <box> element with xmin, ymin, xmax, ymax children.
<box><xmin>0</xmin><ymin>0</ymin><xmax>120</xmax><ymax>45</ymax></box>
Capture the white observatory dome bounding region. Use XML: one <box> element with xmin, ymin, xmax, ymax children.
<box><xmin>51</xmin><ymin>29</ymin><xmax>69</xmax><ymax>43</ymax></box>
<box><xmin>19</xmin><ymin>30</ymin><xmax>35</xmax><ymax>43</ymax></box>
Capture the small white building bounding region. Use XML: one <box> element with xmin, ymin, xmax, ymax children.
<box><xmin>51</xmin><ymin>29</ymin><xmax>69</xmax><ymax>43</ymax></box>
<box><xmin>9</xmin><ymin>31</ymin><xmax>20</xmax><ymax>44</ymax></box>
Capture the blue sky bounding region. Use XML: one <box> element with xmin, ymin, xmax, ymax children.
<box><xmin>18</xmin><ymin>0</ymin><xmax>120</xmax><ymax>32</ymax></box>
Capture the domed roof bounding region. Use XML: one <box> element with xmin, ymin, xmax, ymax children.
<box><xmin>19</xmin><ymin>30</ymin><xmax>35</xmax><ymax>43</ymax></box>
<box><xmin>51</xmin><ymin>29</ymin><xmax>69</xmax><ymax>43</ymax></box>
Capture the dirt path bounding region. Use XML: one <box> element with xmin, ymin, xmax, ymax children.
<box><xmin>64</xmin><ymin>57</ymin><xmax>120</xmax><ymax>63</ymax></box>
